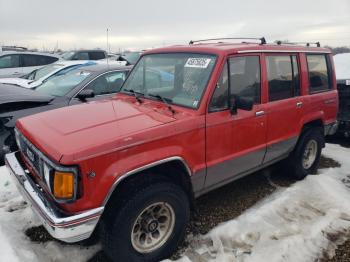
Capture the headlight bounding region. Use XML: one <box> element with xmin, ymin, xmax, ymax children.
<box><xmin>43</xmin><ymin>162</ymin><xmax>53</xmax><ymax>191</ymax></box>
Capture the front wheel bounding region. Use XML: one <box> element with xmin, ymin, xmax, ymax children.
<box><xmin>287</xmin><ymin>128</ymin><xmax>324</xmax><ymax>180</ymax></box>
<box><xmin>101</xmin><ymin>182</ymin><xmax>190</xmax><ymax>262</ymax></box>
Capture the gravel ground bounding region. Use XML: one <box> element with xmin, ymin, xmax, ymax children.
<box><xmin>25</xmin><ymin>138</ymin><xmax>350</xmax><ymax>262</ymax></box>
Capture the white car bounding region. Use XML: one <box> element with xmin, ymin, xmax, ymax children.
<box><xmin>0</xmin><ymin>60</ymin><xmax>96</xmax><ymax>89</ymax></box>
<box><xmin>0</xmin><ymin>51</ymin><xmax>59</xmax><ymax>78</ymax></box>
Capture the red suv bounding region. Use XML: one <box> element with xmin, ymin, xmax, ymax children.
<box><xmin>5</xmin><ymin>38</ymin><xmax>338</xmax><ymax>261</ymax></box>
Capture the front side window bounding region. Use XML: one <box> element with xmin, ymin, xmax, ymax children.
<box><xmin>229</xmin><ymin>56</ymin><xmax>261</xmax><ymax>104</ymax></box>
<box><xmin>266</xmin><ymin>55</ymin><xmax>299</xmax><ymax>102</ymax></box>
<box><xmin>36</xmin><ymin>69</ymin><xmax>91</xmax><ymax>97</ymax></box>
<box><xmin>75</xmin><ymin>52</ymin><xmax>89</xmax><ymax>60</ymax></box>
<box><xmin>0</xmin><ymin>55</ymin><xmax>20</xmax><ymax>69</ymax></box>
<box><xmin>209</xmin><ymin>63</ymin><xmax>229</xmax><ymax>112</ymax></box>
<box><xmin>85</xmin><ymin>71</ymin><xmax>127</xmax><ymax>95</ymax></box>
<box><xmin>307</xmin><ymin>54</ymin><xmax>331</xmax><ymax>93</ymax></box>
<box><xmin>89</xmin><ymin>52</ymin><xmax>105</xmax><ymax>60</ymax></box>
<box><xmin>121</xmin><ymin>53</ymin><xmax>217</xmax><ymax>109</ymax></box>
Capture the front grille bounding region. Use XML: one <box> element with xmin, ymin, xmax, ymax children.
<box><xmin>15</xmin><ymin>129</ymin><xmax>42</xmax><ymax>177</ymax></box>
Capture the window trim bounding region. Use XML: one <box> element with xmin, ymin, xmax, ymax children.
<box><xmin>265</xmin><ymin>53</ymin><xmax>301</xmax><ymax>102</ymax></box>
<box><xmin>306</xmin><ymin>53</ymin><xmax>332</xmax><ymax>94</ymax></box>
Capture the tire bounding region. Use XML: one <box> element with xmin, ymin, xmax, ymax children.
<box><xmin>287</xmin><ymin>128</ymin><xmax>324</xmax><ymax>180</ymax></box>
<box><xmin>101</xmin><ymin>182</ymin><xmax>190</xmax><ymax>262</ymax></box>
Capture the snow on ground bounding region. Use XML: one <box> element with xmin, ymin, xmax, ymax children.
<box><xmin>334</xmin><ymin>53</ymin><xmax>350</xmax><ymax>80</ymax></box>
<box><xmin>0</xmin><ymin>166</ymin><xmax>98</xmax><ymax>262</ymax></box>
<box><xmin>1</xmin><ymin>144</ymin><xmax>350</xmax><ymax>262</ymax></box>
<box><xmin>170</xmin><ymin>144</ymin><xmax>350</xmax><ymax>262</ymax></box>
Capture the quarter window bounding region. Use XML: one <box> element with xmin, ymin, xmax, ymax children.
<box><xmin>209</xmin><ymin>63</ymin><xmax>229</xmax><ymax>112</ymax></box>
<box><xmin>0</xmin><ymin>55</ymin><xmax>20</xmax><ymax>68</ymax></box>
<box><xmin>266</xmin><ymin>55</ymin><xmax>299</xmax><ymax>102</ymax></box>
<box><xmin>229</xmin><ymin>56</ymin><xmax>261</xmax><ymax>104</ymax></box>
<box><xmin>306</xmin><ymin>54</ymin><xmax>331</xmax><ymax>93</ymax></box>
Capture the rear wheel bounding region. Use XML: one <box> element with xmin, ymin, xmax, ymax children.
<box><xmin>101</xmin><ymin>182</ymin><xmax>190</xmax><ymax>262</ymax></box>
<box><xmin>287</xmin><ymin>128</ymin><xmax>324</xmax><ymax>180</ymax></box>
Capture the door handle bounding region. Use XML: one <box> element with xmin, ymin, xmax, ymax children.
<box><xmin>324</xmin><ymin>99</ymin><xmax>335</xmax><ymax>104</ymax></box>
<box><xmin>255</xmin><ymin>111</ymin><xmax>265</xmax><ymax>117</ymax></box>
<box><xmin>296</xmin><ymin>102</ymin><xmax>303</xmax><ymax>108</ymax></box>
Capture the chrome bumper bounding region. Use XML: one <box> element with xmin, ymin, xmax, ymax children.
<box><xmin>325</xmin><ymin>121</ymin><xmax>338</xmax><ymax>136</ymax></box>
<box><xmin>4</xmin><ymin>152</ymin><xmax>104</xmax><ymax>243</ymax></box>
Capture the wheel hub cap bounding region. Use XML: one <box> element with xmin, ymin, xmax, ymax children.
<box><xmin>131</xmin><ymin>202</ymin><xmax>175</xmax><ymax>253</ymax></box>
<box><xmin>302</xmin><ymin>140</ymin><xmax>318</xmax><ymax>169</ymax></box>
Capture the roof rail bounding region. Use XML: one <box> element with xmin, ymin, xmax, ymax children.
<box><xmin>276</xmin><ymin>41</ymin><xmax>321</xmax><ymax>48</ymax></box>
<box><xmin>189</xmin><ymin>37</ymin><xmax>267</xmax><ymax>45</ymax></box>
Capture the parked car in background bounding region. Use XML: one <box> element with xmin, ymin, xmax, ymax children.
<box><xmin>5</xmin><ymin>39</ymin><xmax>338</xmax><ymax>261</ymax></box>
<box><xmin>334</xmin><ymin>53</ymin><xmax>350</xmax><ymax>137</ymax></box>
<box><xmin>0</xmin><ymin>51</ymin><xmax>59</xmax><ymax>78</ymax></box>
<box><xmin>61</xmin><ymin>50</ymin><xmax>107</xmax><ymax>60</ymax></box>
<box><xmin>121</xmin><ymin>51</ymin><xmax>142</xmax><ymax>65</ymax></box>
<box><xmin>0</xmin><ymin>60</ymin><xmax>93</xmax><ymax>89</ymax></box>
<box><xmin>0</xmin><ymin>62</ymin><xmax>132</xmax><ymax>164</ymax></box>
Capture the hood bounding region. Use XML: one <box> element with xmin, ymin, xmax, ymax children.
<box><xmin>0</xmin><ymin>78</ymin><xmax>32</xmax><ymax>88</ymax></box>
<box><xmin>16</xmin><ymin>98</ymin><xmax>177</xmax><ymax>163</ymax></box>
<box><xmin>0</xmin><ymin>84</ymin><xmax>54</xmax><ymax>107</ymax></box>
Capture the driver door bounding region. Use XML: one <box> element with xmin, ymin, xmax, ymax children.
<box><xmin>205</xmin><ymin>55</ymin><xmax>267</xmax><ymax>188</ymax></box>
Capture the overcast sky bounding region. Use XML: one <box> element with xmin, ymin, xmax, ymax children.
<box><xmin>1</xmin><ymin>0</ymin><xmax>349</xmax><ymax>52</ymax></box>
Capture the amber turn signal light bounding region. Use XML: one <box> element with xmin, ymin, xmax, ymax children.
<box><xmin>53</xmin><ymin>171</ymin><xmax>74</xmax><ymax>199</ymax></box>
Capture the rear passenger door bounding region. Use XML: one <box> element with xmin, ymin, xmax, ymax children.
<box><xmin>263</xmin><ymin>54</ymin><xmax>302</xmax><ymax>163</ymax></box>
<box><xmin>205</xmin><ymin>54</ymin><xmax>267</xmax><ymax>188</ymax></box>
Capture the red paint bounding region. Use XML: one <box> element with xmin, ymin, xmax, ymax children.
<box><xmin>15</xmin><ymin>43</ymin><xmax>338</xmax><ymax>213</ymax></box>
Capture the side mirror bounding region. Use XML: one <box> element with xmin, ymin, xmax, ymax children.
<box><xmin>77</xmin><ymin>89</ymin><xmax>95</xmax><ymax>101</ymax></box>
<box><xmin>230</xmin><ymin>96</ymin><xmax>254</xmax><ymax>114</ymax></box>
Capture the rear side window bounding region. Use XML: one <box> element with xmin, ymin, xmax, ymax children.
<box><xmin>0</xmin><ymin>54</ymin><xmax>20</xmax><ymax>68</ymax></box>
<box><xmin>307</xmin><ymin>54</ymin><xmax>331</xmax><ymax>93</ymax></box>
<box><xmin>229</xmin><ymin>56</ymin><xmax>261</xmax><ymax>104</ymax></box>
<box><xmin>22</xmin><ymin>54</ymin><xmax>58</xmax><ymax>67</ymax></box>
<box><xmin>266</xmin><ymin>55</ymin><xmax>300</xmax><ymax>102</ymax></box>
<box><xmin>89</xmin><ymin>51</ymin><xmax>106</xmax><ymax>60</ymax></box>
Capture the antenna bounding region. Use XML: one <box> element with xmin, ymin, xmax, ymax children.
<box><xmin>106</xmin><ymin>28</ymin><xmax>110</xmax><ymax>67</ymax></box>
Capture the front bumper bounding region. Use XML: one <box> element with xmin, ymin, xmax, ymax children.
<box><xmin>4</xmin><ymin>152</ymin><xmax>104</xmax><ymax>243</ymax></box>
<box><xmin>324</xmin><ymin>121</ymin><xmax>339</xmax><ymax>136</ymax></box>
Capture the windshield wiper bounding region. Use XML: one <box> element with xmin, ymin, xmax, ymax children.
<box><xmin>148</xmin><ymin>93</ymin><xmax>175</xmax><ymax>115</ymax></box>
<box><xmin>123</xmin><ymin>88</ymin><xmax>144</xmax><ymax>103</ymax></box>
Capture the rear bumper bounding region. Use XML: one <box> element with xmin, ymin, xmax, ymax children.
<box><xmin>4</xmin><ymin>151</ymin><xmax>104</xmax><ymax>243</ymax></box>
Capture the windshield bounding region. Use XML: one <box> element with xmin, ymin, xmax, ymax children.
<box><xmin>121</xmin><ymin>53</ymin><xmax>217</xmax><ymax>109</ymax></box>
<box><xmin>35</xmin><ymin>69</ymin><xmax>91</xmax><ymax>96</ymax></box>
<box><xmin>26</xmin><ymin>64</ymin><xmax>63</xmax><ymax>81</ymax></box>
<box><xmin>61</xmin><ymin>51</ymin><xmax>75</xmax><ymax>60</ymax></box>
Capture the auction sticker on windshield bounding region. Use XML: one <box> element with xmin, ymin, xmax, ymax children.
<box><xmin>185</xmin><ymin>58</ymin><xmax>211</xmax><ymax>68</ymax></box>
<box><xmin>346</xmin><ymin>79</ymin><xmax>350</xmax><ymax>86</ymax></box>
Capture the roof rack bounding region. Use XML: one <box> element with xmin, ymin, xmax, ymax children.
<box><xmin>189</xmin><ymin>37</ymin><xmax>267</xmax><ymax>45</ymax></box>
<box><xmin>276</xmin><ymin>41</ymin><xmax>321</xmax><ymax>48</ymax></box>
